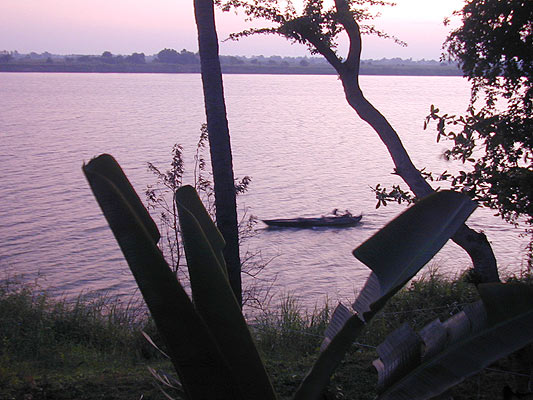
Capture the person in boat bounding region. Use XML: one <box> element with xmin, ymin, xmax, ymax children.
<box><xmin>331</xmin><ymin>208</ymin><xmax>352</xmax><ymax>218</ymax></box>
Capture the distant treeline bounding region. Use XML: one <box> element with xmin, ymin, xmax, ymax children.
<box><xmin>0</xmin><ymin>48</ymin><xmax>462</xmax><ymax>76</ymax></box>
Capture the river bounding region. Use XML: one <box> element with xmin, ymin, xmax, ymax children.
<box><xmin>0</xmin><ymin>72</ymin><xmax>529</xmax><ymax>309</ymax></box>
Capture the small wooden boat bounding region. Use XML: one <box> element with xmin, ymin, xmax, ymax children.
<box><xmin>262</xmin><ymin>213</ymin><xmax>362</xmax><ymax>228</ymax></box>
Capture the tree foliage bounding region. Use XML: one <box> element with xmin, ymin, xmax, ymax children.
<box><xmin>125</xmin><ymin>52</ymin><xmax>146</xmax><ymax>64</ymax></box>
<box><xmin>156</xmin><ymin>48</ymin><xmax>180</xmax><ymax>63</ymax></box>
<box><xmin>156</xmin><ymin>48</ymin><xmax>199</xmax><ymax>64</ymax></box>
<box><xmin>223</xmin><ymin>0</ymin><xmax>404</xmax><ymax>59</ymax></box>
<box><xmin>426</xmin><ymin>0</ymin><xmax>532</xmax><ymax>236</ymax></box>
<box><xmin>0</xmin><ymin>53</ymin><xmax>12</xmax><ymax>63</ymax></box>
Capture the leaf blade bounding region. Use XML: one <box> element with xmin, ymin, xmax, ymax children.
<box><xmin>176</xmin><ymin>186</ymin><xmax>277</xmax><ymax>400</ymax></box>
<box><xmin>83</xmin><ymin>156</ymin><xmax>243</xmax><ymax>400</ymax></box>
<box><xmin>175</xmin><ymin>185</ymin><xmax>227</xmax><ymax>273</ymax></box>
<box><xmin>377</xmin><ymin>283</ymin><xmax>533</xmax><ymax>400</ymax></box>
<box><xmin>353</xmin><ymin>190</ymin><xmax>477</xmax><ymax>320</ymax></box>
<box><xmin>295</xmin><ymin>191</ymin><xmax>476</xmax><ymax>400</ymax></box>
<box><xmin>84</xmin><ymin>154</ymin><xmax>160</xmax><ymax>243</ymax></box>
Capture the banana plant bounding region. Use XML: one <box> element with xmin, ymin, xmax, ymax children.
<box><xmin>374</xmin><ymin>283</ymin><xmax>533</xmax><ymax>400</ymax></box>
<box><xmin>83</xmin><ymin>154</ymin><xmax>275</xmax><ymax>400</ymax></box>
<box><xmin>293</xmin><ymin>190</ymin><xmax>478</xmax><ymax>400</ymax></box>
<box><xmin>83</xmin><ymin>154</ymin><xmax>532</xmax><ymax>400</ymax></box>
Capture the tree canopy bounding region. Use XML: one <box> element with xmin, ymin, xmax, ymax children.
<box><xmin>156</xmin><ymin>48</ymin><xmax>199</xmax><ymax>64</ymax></box>
<box><xmin>125</xmin><ymin>52</ymin><xmax>146</xmax><ymax>64</ymax></box>
<box><xmin>223</xmin><ymin>0</ymin><xmax>404</xmax><ymax>62</ymax></box>
<box><xmin>426</xmin><ymin>0</ymin><xmax>532</xmax><ymax>247</ymax></box>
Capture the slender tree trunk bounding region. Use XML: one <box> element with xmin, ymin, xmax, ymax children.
<box><xmin>315</xmin><ymin>0</ymin><xmax>500</xmax><ymax>282</ymax></box>
<box><xmin>194</xmin><ymin>0</ymin><xmax>243</xmax><ymax>303</ymax></box>
<box><xmin>339</xmin><ymin>70</ymin><xmax>499</xmax><ymax>282</ymax></box>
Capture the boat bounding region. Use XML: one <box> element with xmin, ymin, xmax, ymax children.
<box><xmin>262</xmin><ymin>213</ymin><xmax>362</xmax><ymax>228</ymax></box>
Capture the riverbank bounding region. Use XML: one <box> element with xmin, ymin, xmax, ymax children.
<box><xmin>0</xmin><ymin>61</ymin><xmax>462</xmax><ymax>76</ymax></box>
<box><xmin>1</xmin><ymin>270</ymin><xmax>531</xmax><ymax>399</ymax></box>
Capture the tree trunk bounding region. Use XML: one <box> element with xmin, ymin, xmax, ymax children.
<box><xmin>299</xmin><ymin>0</ymin><xmax>500</xmax><ymax>282</ymax></box>
<box><xmin>194</xmin><ymin>0</ymin><xmax>243</xmax><ymax>303</ymax></box>
<box><xmin>337</xmin><ymin>67</ymin><xmax>500</xmax><ymax>283</ymax></box>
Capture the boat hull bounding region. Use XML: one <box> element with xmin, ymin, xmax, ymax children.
<box><xmin>262</xmin><ymin>215</ymin><xmax>362</xmax><ymax>228</ymax></box>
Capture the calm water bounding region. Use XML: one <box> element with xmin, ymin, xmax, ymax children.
<box><xmin>0</xmin><ymin>73</ymin><xmax>529</xmax><ymax>308</ymax></box>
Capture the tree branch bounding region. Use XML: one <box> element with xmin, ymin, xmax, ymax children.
<box><xmin>334</xmin><ymin>0</ymin><xmax>361</xmax><ymax>72</ymax></box>
<box><xmin>305</xmin><ymin>33</ymin><xmax>344</xmax><ymax>71</ymax></box>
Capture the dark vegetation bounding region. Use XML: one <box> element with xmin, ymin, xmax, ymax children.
<box><xmin>0</xmin><ymin>49</ymin><xmax>462</xmax><ymax>75</ymax></box>
<box><xmin>1</xmin><ymin>271</ymin><xmax>532</xmax><ymax>400</ymax></box>
<box><xmin>82</xmin><ymin>148</ymin><xmax>533</xmax><ymax>400</ymax></box>
<box><xmin>427</xmin><ymin>0</ymin><xmax>533</xmax><ymax>260</ymax></box>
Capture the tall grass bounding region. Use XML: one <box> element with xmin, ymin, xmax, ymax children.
<box><xmin>0</xmin><ymin>275</ymin><xmax>160</xmax><ymax>369</ymax></box>
<box><xmin>1</xmin><ymin>268</ymin><xmax>532</xmax><ymax>399</ymax></box>
<box><xmin>252</xmin><ymin>295</ymin><xmax>331</xmax><ymax>360</ymax></box>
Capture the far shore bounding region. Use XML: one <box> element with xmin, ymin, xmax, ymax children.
<box><xmin>0</xmin><ymin>62</ymin><xmax>463</xmax><ymax>76</ymax></box>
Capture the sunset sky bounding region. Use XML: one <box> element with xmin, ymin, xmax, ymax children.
<box><xmin>1</xmin><ymin>0</ymin><xmax>466</xmax><ymax>59</ymax></box>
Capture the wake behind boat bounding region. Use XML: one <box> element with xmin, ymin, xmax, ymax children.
<box><xmin>262</xmin><ymin>210</ymin><xmax>362</xmax><ymax>228</ymax></box>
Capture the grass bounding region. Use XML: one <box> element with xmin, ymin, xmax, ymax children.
<box><xmin>0</xmin><ymin>275</ymin><xmax>164</xmax><ymax>399</ymax></box>
<box><xmin>1</xmin><ymin>270</ymin><xmax>532</xmax><ymax>399</ymax></box>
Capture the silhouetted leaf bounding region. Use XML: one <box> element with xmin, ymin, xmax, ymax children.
<box><xmin>84</xmin><ymin>154</ymin><xmax>160</xmax><ymax>243</ymax></box>
<box><xmin>376</xmin><ymin>283</ymin><xmax>533</xmax><ymax>400</ymax></box>
<box><xmin>83</xmin><ymin>156</ymin><xmax>242</xmax><ymax>400</ymax></box>
<box><xmin>176</xmin><ymin>186</ymin><xmax>276</xmax><ymax>400</ymax></box>
<box><xmin>353</xmin><ymin>190</ymin><xmax>477</xmax><ymax>321</ymax></box>
<box><xmin>294</xmin><ymin>191</ymin><xmax>476</xmax><ymax>400</ymax></box>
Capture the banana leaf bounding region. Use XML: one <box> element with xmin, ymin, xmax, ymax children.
<box><xmin>373</xmin><ymin>323</ymin><xmax>421</xmax><ymax>390</ymax></box>
<box><xmin>176</xmin><ymin>185</ymin><xmax>277</xmax><ymax>400</ymax></box>
<box><xmin>175</xmin><ymin>185</ymin><xmax>227</xmax><ymax>274</ymax></box>
<box><xmin>83</xmin><ymin>156</ymin><xmax>243</xmax><ymax>400</ymax></box>
<box><xmin>352</xmin><ymin>190</ymin><xmax>477</xmax><ymax>321</ymax></box>
<box><xmin>376</xmin><ymin>283</ymin><xmax>533</xmax><ymax>400</ymax></box>
<box><xmin>293</xmin><ymin>191</ymin><xmax>476</xmax><ymax>400</ymax></box>
<box><xmin>293</xmin><ymin>313</ymin><xmax>365</xmax><ymax>400</ymax></box>
<box><xmin>84</xmin><ymin>154</ymin><xmax>160</xmax><ymax>243</ymax></box>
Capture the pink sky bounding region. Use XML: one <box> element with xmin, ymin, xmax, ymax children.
<box><xmin>0</xmin><ymin>0</ymin><xmax>466</xmax><ymax>59</ymax></box>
